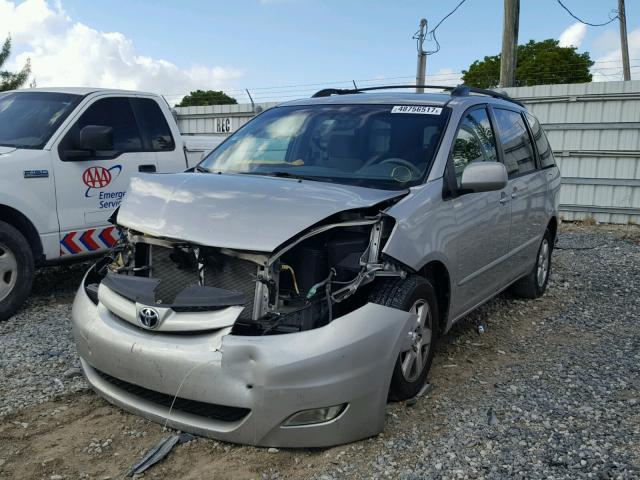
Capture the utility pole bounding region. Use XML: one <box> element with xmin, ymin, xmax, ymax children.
<box><xmin>415</xmin><ymin>18</ymin><xmax>427</xmax><ymax>93</ymax></box>
<box><xmin>618</xmin><ymin>0</ymin><xmax>631</xmax><ymax>81</ymax></box>
<box><xmin>499</xmin><ymin>0</ymin><xmax>519</xmax><ymax>88</ymax></box>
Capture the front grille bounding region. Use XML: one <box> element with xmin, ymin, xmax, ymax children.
<box><xmin>95</xmin><ymin>368</ymin><xmax>250</xmax><ymax>422</ymax></box>
<box><xmin>149</xmin><ymin>245</ymin><xmax>257</xmax><ymax>318</ymax></box>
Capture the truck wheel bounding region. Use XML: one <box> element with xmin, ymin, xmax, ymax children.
<box><xmin>0</xmin><ymin>221</ymin><xmax>34</xmax><ymax>321</ymax></box>
<box><xmin>369</xmin><ymin>275</ymin><xmax>439</xmax><ymax>401</ymax></box>
<box><xmin>511</xmin><ymin>229</ymin><xmax>552</xmax><ymax>299</ymax></box>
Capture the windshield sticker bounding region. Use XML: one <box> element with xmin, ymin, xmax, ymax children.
<box><xmin>391</xmin><ymin>105</ymin><xmax>442</xmax><ymax>115</ymax></box>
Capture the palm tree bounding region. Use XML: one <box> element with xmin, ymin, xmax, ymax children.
<box><xmin>1</xmin><ymin>36</ymin><xmax>31</xmax><ymax>92</ymax></box>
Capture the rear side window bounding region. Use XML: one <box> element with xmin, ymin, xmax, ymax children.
<box><xmin>493</xmin><ymin>108</ymin><xmax>536</xmax><ymax>177</ymax></box>
<box><xmin>132</xmin><ymin>98</ymin><xmax>175</xmax><ymax>151</ymax></box>
<box><xmin>60</xmin><ymin>97</ymin><xmax>143</xmax><ymax>159</ymax></box>
<box><xmin>450</xmin><ymin>107</ymin><xmax>498</xmax><ymax>187</ymax></box>
<box><xmin>525</xmin><ymin>112</ymin><xmax>555</xmax><ymax>168</ymax></box>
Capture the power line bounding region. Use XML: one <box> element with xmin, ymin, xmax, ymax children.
<box><xmin>426</xmin><ymin>0</ymin><xmax>468</xmax><ymax>55</ymax></box>
<box><xmin>556</xmin><ymin>0</ymin><xmax>619</xmax><ymax>27</ymax></box>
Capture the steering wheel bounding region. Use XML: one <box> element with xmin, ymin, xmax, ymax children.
<box><xmin>379</xmin><ymin>157</ymin><xmax>421</xmax><ymax>177</ymax></box>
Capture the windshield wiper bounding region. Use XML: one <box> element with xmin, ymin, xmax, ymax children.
<box><xmin>249</xmin><ymin>171</ymin><xmax>335</xmax><ymax>183</ymax></box>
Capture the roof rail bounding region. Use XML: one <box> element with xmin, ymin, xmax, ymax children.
<box><xmin>450</xmin><ymin>85</ymin><xmax>524</xmax><ymax>107</ymax></box>
<box><xmin>311</xmin><ymin>84</ymin><xmax>524</xmax><ymax>107</ymax></box>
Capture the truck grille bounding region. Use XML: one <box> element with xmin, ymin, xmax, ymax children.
<box><xmin>95</xmin><ymin>368</ymin><xmax>250</xmax><ymax>422</ymax></box>
<box><xmin>150</xmin><ymin>245</ymin><xmax>257</xmax><ymax>318</ymax></box>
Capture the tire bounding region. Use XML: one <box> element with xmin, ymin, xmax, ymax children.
<box><xmin>511</xmin><ymin>229</ymin><xmax>552</xmax><ymax>299</ymax></box>
<box><xmin>369</xmin><ymin>275</ymin><xmax>439</xmax><ymax>401</ymax></box>
<box><xmin>0</xmin><ymin>221</ymin><xmax>34</xmax><ymax>321</ymax></box>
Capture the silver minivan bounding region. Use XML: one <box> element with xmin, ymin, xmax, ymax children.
<box><xmin>72</xmin><ymin>86</ymin><xmax>561</xmax><ymax>447</ymax></box>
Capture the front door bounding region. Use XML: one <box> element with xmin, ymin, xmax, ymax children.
<box><xmin>51</xmin><ymin>96</ymin><xmax>158</xmax><ymax>257</ymax></box>
<box><xmin>492</xmin><ymin>107</ymin><xmax>547</xmax><ymax>281</ymax></box>
<box><xmin>449</xmin><ymin>106</ymin><xmax>512</xmax><ymax>318</ymax></box>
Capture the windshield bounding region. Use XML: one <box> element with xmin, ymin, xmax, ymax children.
<box><xmin>199</xmin><ymin>104</ymin><xmax>449</xmax><ymax>190</ymax></box>
<box><xmin>0</xmin><ymin>92</ymin><xmax>81</xmax><ymax>149</ymax></box>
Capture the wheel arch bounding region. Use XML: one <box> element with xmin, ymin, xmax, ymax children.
<box><xmin>419</xmin><ymin>260</ymin><xmax>451</xmax><ymax>335</ymax></box>
<box><xmin>0</xmin><ymin>204</ymin><xmax>44</xmax><ymax>264</ymax></box>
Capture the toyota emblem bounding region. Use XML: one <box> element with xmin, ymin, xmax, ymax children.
<box><xmin>138</xmin><ymin>307</ymin><xmax>160</xmax><ymax>329</ymax></box>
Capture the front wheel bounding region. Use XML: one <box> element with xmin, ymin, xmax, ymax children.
<box><xmin>0</xmin><ymin>221</ymin><xmax>34</xmax><ymax>321</ymax></box>
<box><xmin>369</xmin><ymin>275</ymin><xmax>439</xmax><ymax>401</ymax></box>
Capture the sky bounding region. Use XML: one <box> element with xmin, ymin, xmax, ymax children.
<box><xmin>0</xmin><ymin>0</ymin><xmax>638</xmax><ymax>104</ymax></box>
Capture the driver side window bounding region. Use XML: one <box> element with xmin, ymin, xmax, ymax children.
<box><xmin>451</xmin><ymin>108</ymin><xmax>498</xmax><ymax>187</ymax></box>
<box><xmin>59</xmin><ymin>97</ymin><xmax>143</xmax><ymax>161</ymax></box>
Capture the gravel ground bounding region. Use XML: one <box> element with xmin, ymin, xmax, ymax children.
<box><xmin>0</xmin><ymin>225</ymin><xmax>638</xmax><ymax>479</ymax></box>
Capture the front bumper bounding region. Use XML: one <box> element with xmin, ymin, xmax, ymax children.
<box><xmin>72</xmin><ymin>279</ymin><xmax>415</xmax><ymax>448</ymax></box>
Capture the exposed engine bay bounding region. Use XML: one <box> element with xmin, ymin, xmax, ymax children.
<box><xmin>87</xmin><ymin>210</ymin><xmax>406</xmax><ymax>335</ymax></box>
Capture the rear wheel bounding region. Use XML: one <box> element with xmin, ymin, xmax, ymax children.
<box><xmin>512</xmin><ymin>229</ymin><xmax>552</xmax><ymax>299</ymax></box>
<box><xmin>369</xmin><ymin>275</ymin><xmax>439</xmax><ymax>401</ymax></box>
<box><xmin>0</xmin><ymin>221</ymin><xmax>34</xmax><ymax>321</ymax></box>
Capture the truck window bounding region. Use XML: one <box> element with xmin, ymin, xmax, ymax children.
<box><xmin>59</xmin><ymin>97</ymin><xmax>142</xmax><ymax>160</ymax></box>
<box><xmin>131</xmin><ymin>98</ymin><xmax>175</xmax><ymax>151</ymax></box>
<box><xmin>493</xmin><ymin>108</ymin><xmax>536</xmax><ymax>177</ymax></box>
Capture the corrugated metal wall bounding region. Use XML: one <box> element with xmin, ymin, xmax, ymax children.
<box><xmin>503</xmin><ymin>81</ymin><xmax>640</xmax><ymax>224</ymax></box>
<box><xmin>174</xmin><ymin>81</ymin><xmax>640</xmax><ymax>224</ymax></box>
<box><xmin>175</xmin><ymin>102</ymin><xmax>279</xmax><ymax>140</ymax></box>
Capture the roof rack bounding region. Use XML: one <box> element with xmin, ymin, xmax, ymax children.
<box><xmin>311</xmin><ymin>84</ymin><xmax>524</xmax><ymax>107</ymax></box>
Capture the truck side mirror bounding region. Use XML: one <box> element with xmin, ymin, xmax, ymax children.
<box><xmin>79</xmin><ymin>125</ymin><xmax>114</xmax><ymax>151</ymax></box>
<box><xmin>61</xmin><ymin>125</ymin><xmax>114</xmax><ymax>161</ymax></box>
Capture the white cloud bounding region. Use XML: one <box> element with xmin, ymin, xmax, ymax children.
<box><xmin>590</xmin><ymin>27</ymin><xmax>640</xmax><ymax>81</ymax></box>
<box><xmin>0</xmin><ymin>0</ymin><xmax>242</xmax><ymax>101</ymax></box>
<box><xmin>559</xmin><ymin>22</ymin><xmax>587</xmax><ymax>48</ymax></box>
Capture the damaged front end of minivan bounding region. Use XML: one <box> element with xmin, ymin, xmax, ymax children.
<box><xmin>91</xmin><ymin>209</ymin><xmax>405</xmax><ymax>334</ymax></box>
<box><xmin>72</xmin><ymin>174</ymin><xmax>420</xmax><ymax>447</ymax></box>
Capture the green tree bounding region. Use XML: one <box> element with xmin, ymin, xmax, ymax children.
<box><xmin>176</xmin><ymin>90</ymin><xmax>237</xmax><ymax>107</ymax></box>
<box><xmin>462</xmin><ymin>39</ymin><xmax>594</xmax><ymax>88</ymax></box>
<box><xmin>0</xmin><ymin>36</ymin><xmax>31</xmax><ymax>92</ymax></box>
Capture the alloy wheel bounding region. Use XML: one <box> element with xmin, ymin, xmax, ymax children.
<box><xmin>401</xmin><ymin>299</ymin><xmax>433</xmax><ymax>382</ymax></box>
<box><xmin>0</xmin><ymin>243</ymin><xmax>18</xmax><ymax>302</ymax></box>
<box><xmin>536</xmin><ymin>238</ymin><xmax>550</xmax><ymax>288</ymax></box>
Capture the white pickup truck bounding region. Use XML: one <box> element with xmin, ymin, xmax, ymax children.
<box><xmin>0</xmin><ymin>87</ymin><xmax>222</xmax><ymax>320</ymax></box>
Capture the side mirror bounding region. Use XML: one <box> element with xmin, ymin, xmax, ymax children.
<box><xmin>61</xmin><ymin>125</ymin><xmax>114</xmax><ymax>161</ymax></box>
<box><xmin>79</xmin><ymin>125</ymin><xmax>114</xmax><ymax>151</ymax></box>
<box><xmin>460</xmin><ymin>162</ymin><xmax>508</xmax><ymax>193</ymax></box>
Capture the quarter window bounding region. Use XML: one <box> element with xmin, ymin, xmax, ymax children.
<box><xmin>525</xmin><ymin>112</ymin><xmax>555</xmax><ymax>168</ymax></box>
<box><xmin>450</xmin><ymin>107</ymin><xmax>498</xmax><ymax>187</ymax></box>
<box><xmin>493</xmin><ymin>108</ymin><xmax>536</xmax><ymax>177</ymax></box>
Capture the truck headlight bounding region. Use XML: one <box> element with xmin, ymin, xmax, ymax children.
<box><xmin>282</xmin><ymin>404</ymin><xmax>347</xmax><ymax>427</ymax></box>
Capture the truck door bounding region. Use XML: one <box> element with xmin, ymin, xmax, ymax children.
<box><xmin>52</xmin><ymin>96</ymin><xmax>158</xmax><ymax>257</ymax></box>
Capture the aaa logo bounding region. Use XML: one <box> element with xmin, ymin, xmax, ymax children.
<box><xmin>83</xmin><ymin>165</ymin><xmax>122</xmax><ymax>197</ymax></box>
<box><xmin>83</xmin><ymin>166</ymin><xmax>112</xmax><ymax>188</ymax></box>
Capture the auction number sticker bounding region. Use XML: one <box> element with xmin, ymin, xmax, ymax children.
<box><xmin>391</xmin><ymin>105</ymin><xmax>442</xmax><ymax>115</ymax></box>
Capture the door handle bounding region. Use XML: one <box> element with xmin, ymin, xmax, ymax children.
<box><xmin>138</xmin><ymin>164</ymin><xmax>157</xmax><ymax>173</ymax></box>
<box><xmin>499</xmin><ymin>192</ymin><xmax>509</xmax><ymax>205</ymax></box>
